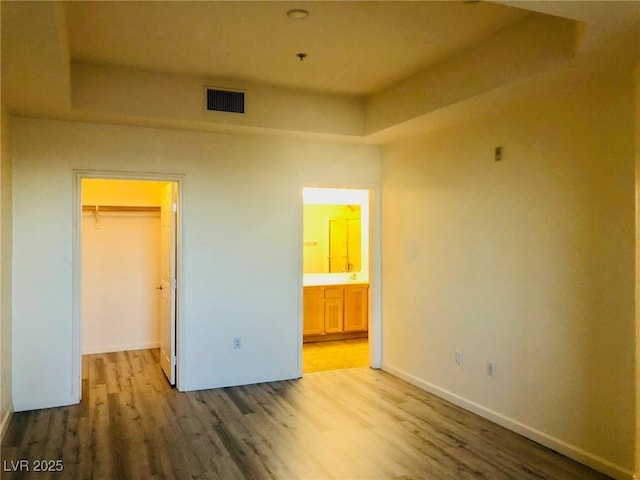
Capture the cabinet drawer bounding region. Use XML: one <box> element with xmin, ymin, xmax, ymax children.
<box><xmin>324</xmin><ymin>287</ymin><xmax>344</xmax><ymax>299</ymax></box>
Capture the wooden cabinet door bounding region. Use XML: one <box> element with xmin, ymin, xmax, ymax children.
<box><xmin>344</xmin><ymin>285</ymin><xmax>369</xmax><ymax>332</ymax></box>
<box><xmin>303</xmin><ymin>287</ymin><xmax>324</xmax><ymax>335</ymax></box>
<box><xmin>324</xmin><ymin>298</ymin><xmax>344</xmax><ymax>333</ymax></box>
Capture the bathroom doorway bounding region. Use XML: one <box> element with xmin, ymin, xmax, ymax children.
<box><xmin>301</xmin><ymin>187</ymin><xmax>372</xmax><ymax>374</ymax></box>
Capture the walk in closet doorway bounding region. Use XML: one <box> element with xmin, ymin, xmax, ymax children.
<box><xmin>76</xmin><ymin>174</ymin><xmax>181</xmax><ymax>392</ymax></box>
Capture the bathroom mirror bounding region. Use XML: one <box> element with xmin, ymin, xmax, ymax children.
<box><xmin>303</xmin><ymin>204</ymin><xmax>361</xmax><ymax>274</ymax></box>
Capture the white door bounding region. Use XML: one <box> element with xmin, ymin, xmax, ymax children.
<box><xmin>159</xmin><ymin>182</ymin><xmax>177</xmax><ymax>385</ymax></box>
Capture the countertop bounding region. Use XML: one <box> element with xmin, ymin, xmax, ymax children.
<box><xmin>303</xmin><ymin>273</ymin><xmax>369</xmax><ymax>287</ymax></box>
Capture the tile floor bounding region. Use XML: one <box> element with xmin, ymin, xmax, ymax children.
<box><xmin>302</xmin><ymin>338</ymin><xmax>369</xmax><ymax>373</ymax></box>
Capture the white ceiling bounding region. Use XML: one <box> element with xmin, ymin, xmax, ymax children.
<box><xmin>64</xmin><ymin>1</ymin><xmax>531</xmax><ymax>96</ymax></box>
<box><xmin>1</xmin><ymin>1</ymin><xmax>638</xmax><ymax>143</ymax></box>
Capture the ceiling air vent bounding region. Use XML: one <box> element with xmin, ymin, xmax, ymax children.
<box><xmin>206</xmin><ymin>88</ymin><xmax>245</xmax><ymax>114</ymax></box>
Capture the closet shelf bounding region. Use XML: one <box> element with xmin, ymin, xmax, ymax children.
<box><xmin>82</xmin><ymin>205</ymin><xmax>160</xmax><ymax>213</ymax></box>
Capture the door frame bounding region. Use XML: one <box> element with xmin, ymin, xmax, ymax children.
<box><xmin>71</xmin><ymin>169</ymin><xmax>185</xmax><ymax>400</ymax></box>
<box><xmin>299</xmin><ymin>183</ymin><xmax>382</xmax><ymax>374</ymax></box>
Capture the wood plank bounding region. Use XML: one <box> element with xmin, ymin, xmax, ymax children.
<box><xmin>1</xmin><ymin>349</ymin><xmax>613</xmax><ymax>480</ymax></box>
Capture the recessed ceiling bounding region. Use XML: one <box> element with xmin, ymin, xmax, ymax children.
<box><xmin>5</xmin><ymin>1</ymin><xmax>635</xmax><ymax>143</ymax></box>
<box><xmin>64</xmin><ymin>1</ymin><xmax>531</xmax><ymax>96</ymax></box>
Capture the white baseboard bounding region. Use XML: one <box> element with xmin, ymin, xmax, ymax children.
<box><xmin>15</xmin><ymin>396</ymin><xmax>78</xmax><ymax>413</ymax></box>
<box><xmin>382</xmin><ymin>363</ymin><xmax>635</xmax><ymax>480</ymax></box>
<box><xmin>82</xmin><ymin>341</ymin><xmax>160</xmax><ymax>355</ymax></box>
<box><xmin>1</xmin><ymin>406</ymin><xmax>13</xmax><ymax>441</ymax></box>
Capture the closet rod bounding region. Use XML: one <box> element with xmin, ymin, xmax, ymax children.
<box><xmin>82</xmin><ymin>205</ymin><xmax>161</xmax><ymax>213</ymax></box>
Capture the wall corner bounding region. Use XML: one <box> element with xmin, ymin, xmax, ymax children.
<box><xmin>0</xmin><ymin>102</ymin><xmax>14</xmax><ymax>438</ymax></box>
<box><xmin>635</xmin><ymin>60</ymin><xmax>640</xmax><ymax>479</ymax></box>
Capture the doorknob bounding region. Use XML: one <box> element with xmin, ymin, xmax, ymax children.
<box><xmin>156</xmin><ymin>285</ymin><xmax>163</xmax><ymax>291</ymax></box>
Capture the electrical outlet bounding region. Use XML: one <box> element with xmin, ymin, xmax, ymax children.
<box><xmin>487</xmin><ymin>361</ymin><xmax>496</xmax><ymax>377</ymax></box>
<box><xmin>455</xmin><ymin>351</ymin><xmax>464</xmax><ymax>366</ymax></box>
<box><xmin>233</xmin><ymin>337</ymin><xmax>242</xmax><ymax>350</ymax></box>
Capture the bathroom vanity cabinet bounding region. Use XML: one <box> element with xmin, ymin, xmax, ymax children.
<box><xmin>303</xmin><ymin>284</ymin><xmax>368</xmax><ymax>341</ymax></box>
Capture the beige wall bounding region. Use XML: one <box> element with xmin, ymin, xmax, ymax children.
<box><xmin>381</xmin><ymin>70</ymin><xmax>636</xmax><ymax>478</ymax></box>
<box><xmin>72</xmin><ymin>63</ymin><xmax>366</xmax><ymax>138</ymax></box>
<box><xmin>11</xmin><ymin>117</ymin><xmax>381</xmax><ymax>411</ymax></box>
<box><xmin>636</xmin><ymin>61</ymin><xmax>640</xmax><ymax>478</ymax></box>
<box><xmin>365</xmin><ymin>13</ymin><xmax>579</xmax><ymax>135</ymax></box>
<box><xmin>0</xmin><ymin>104</ymin><xmax>13</xmax><ymax>436</ymax></box>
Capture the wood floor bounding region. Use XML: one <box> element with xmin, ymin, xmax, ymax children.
<box><xmin>2</xmin><ymin>349</ymin><xmax>612</xmax><ymax>480</ymax></box>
